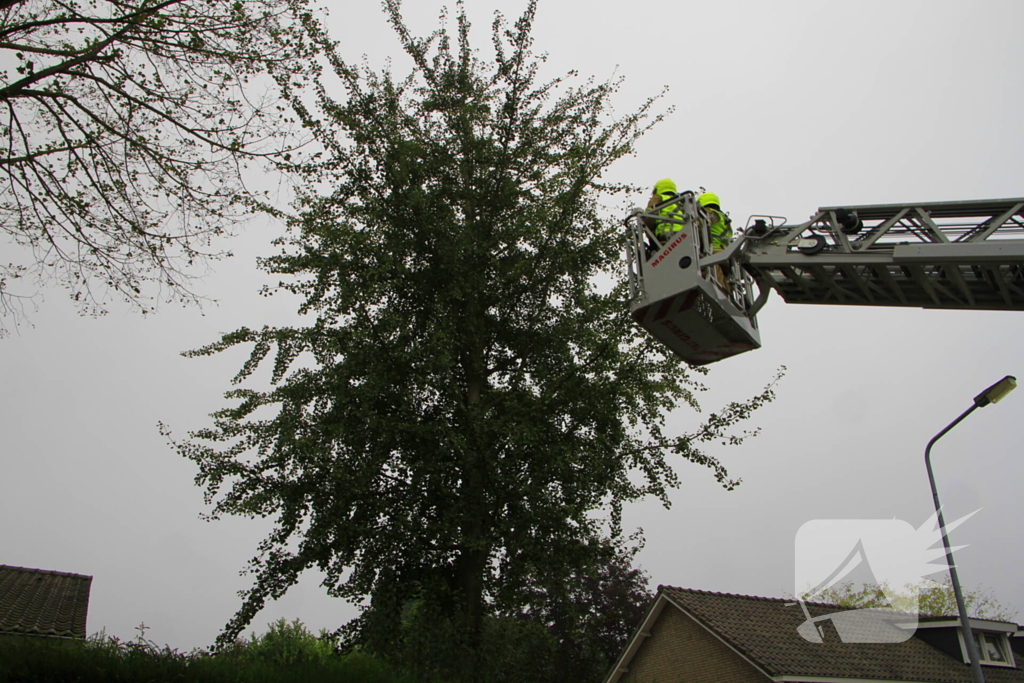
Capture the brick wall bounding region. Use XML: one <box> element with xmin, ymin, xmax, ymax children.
<box><xmin>622</xmin><ymin>604</ymin><xmax>771</xmax><ymax>683</ymax></box>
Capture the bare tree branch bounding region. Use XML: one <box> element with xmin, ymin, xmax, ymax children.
<box><xmin>0</xmin><ymin>0</ymin><xmax>318</xmax><ymax>335</ymax></box>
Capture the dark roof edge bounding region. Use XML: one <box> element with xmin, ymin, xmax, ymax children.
<box><xmin>916</xmin><ymin>618</ymin><xmax>1019</xmax><ymax>633</ymax></box>
<box><xmin>660</xmin><ymin>584</ymin><xmax>853</xmax><ymax>612</ymax></box>
<box><xmin>0</xmin><ymin>629</ymin><xmax>84</xmax><ymax>641</ymax></box>
<box><xmin>0</xmin><ymin>565</ymin><xmax>93</xmax><ymax>581</ymax></box>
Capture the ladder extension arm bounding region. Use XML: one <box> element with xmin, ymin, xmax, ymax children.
<box><xmin>740</xmin><ymin>197</ymin><xmax>1024</xmax><ymax>310</ymax></box>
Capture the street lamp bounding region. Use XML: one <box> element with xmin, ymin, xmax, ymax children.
<box><xmin>924</xmin><ymin>375</ymin><xmax>1016</xmax><ymax>683</ymax></box>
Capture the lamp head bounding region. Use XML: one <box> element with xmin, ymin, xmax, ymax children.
<box><xmin>974</xmin><ymin>375</ymin><xmax>1017</xmax><ymax>407</ymax></box>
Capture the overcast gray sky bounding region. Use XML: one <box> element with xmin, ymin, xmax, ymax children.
<box><xmin>2</xmin><ymin>0</ymin><xmax>1023</xmax><ymax>652</ymax></box>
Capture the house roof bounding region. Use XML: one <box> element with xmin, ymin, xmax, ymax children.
<box><xmin>611</xmin><ymin>586</ymin><xmax>1024</xmax><ymax>683</ymax></box>
<box><xmin>0</xmin><ymin>564</ymin><xmax>93</xmax><ymax>639</ymax></box>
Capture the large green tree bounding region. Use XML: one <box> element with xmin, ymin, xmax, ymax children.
<box><xmin>169</xmin><ymin>0</ymin><xmax>779</xmax><ymax>673</ymax></box>
<box><xmin>0</xmin><ymin>0</ymin><xmax>315</xmax><ymax>332</ymax></box>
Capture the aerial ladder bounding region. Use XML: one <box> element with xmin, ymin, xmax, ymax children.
<box><xmin>626</xmin><ymin>194</ymin><xmax>1024</xmax><ymax>365</ymax></box>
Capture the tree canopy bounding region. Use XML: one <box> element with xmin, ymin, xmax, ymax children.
<box><xmin>167</xmin><ymin>0</ymin><xmax>779</xmax><ymax>676</ymax></box>
<box><xmin>808</xmin><ymin>579</ymin><xmax>1017</xmax><ymax>622</ymax></box>
<box><xmin>0</xmin><ymin>0</ymin><xmax>314</xmax><ymax>332</ymax></box>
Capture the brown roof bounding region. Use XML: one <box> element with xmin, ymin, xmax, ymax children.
<box><xmin>0</xmin><ymin>564</ymin><xmax>93</xmax><ymax>639</ymax></box>
<box><xmin>659</xmin><ymin>586</ymin><xmax>1024</xmax><ymax>683</ymax></box>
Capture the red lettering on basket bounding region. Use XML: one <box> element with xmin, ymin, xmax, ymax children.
<box><xmin>651</xmin><ymin>233</ymin><xmax>687</xmax><ymax>268</ymax></box>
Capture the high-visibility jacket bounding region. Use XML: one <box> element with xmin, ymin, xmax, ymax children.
<box><xmin>706</xmin><ymin>207</ymin><xmax>733</xmax><ymax>252</ymax></box>
<box><xmin>646</xmin><ymin>179</ymin><xmax>684</xmax><ymax>241</ymax></box>
<box><xmin>653</xmin><ymin>193</ymin><xmax>685</xmax><ymax>240</ymax></box>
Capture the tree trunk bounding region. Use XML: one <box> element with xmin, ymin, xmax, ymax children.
<box><xmin>451</xmin><ymin>300</ymin><xmax>491</xmax><ymax>647</ymax></box>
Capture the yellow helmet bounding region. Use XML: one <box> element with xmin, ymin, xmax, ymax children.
<box><xmin>698</xmin><ymin>192</ymin><xmax>720</xmax><ymax>207</ymax></box>
<box><xmin>653</xmin><ymin>178</ymin><xmax>677</xmax><ymax>195</ymax></box>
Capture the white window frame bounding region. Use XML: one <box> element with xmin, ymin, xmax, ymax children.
<box><xmin>957</xmin><ymin>629</ymin><xmax>1017</xmax><ymax>668</ymax></box>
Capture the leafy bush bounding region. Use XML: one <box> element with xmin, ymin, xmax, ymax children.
<box><xmin>221</xmin><ymin>618</ymin><xmax>338</xmax><ymax>668</ymax></box>
<box><xmin>0</xmin><ymin>621</ymin><xmax>414</xmax><ymax>683</ymax></box>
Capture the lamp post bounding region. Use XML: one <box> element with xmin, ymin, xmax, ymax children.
<box><xmin>924</xmin><ymin>375</ymin><xmax>1016</xmax><ymax>683</ymax></box>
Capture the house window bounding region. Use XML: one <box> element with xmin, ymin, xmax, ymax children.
<box><xmin>971</xmin><ymin>632</ymin><xmax>1012</xmax><ymax>665</ymax></box>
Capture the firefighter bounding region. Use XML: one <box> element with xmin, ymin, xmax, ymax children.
<box><xmin>643</xmin><ymin>178</ymin><xmax>685</xmax><ymax>244</ymax></box>
<box><xmin>698</xmin><ymin>191</ymin><xmax>733</xmax><ymax>293</ymax></box>
<box><xmin>698</xmin><ymin>191</ymin><xmax>732</xmax><ymax>252</ymax></box>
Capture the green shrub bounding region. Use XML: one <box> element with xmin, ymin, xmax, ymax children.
<box><xmin>227</xmin><ymin>618</ymin><xmax>338</xmax><ymax>668</ymax></box>
<box><xmin>0</xmin><ymin>625</ymin><xmax>415</xmax><ymax>683</ymax></box>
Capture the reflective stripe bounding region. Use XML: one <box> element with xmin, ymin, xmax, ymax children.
<box><xmin>654</xmin><ymin>192</ymin><xmax>684</xmax><ymax>238</ymax></box>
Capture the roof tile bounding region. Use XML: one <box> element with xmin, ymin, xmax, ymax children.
<box><xmin>0</xmin><ymin>564</ymin><xmax>92</xmax><ymax>639</ymax></box>
<box><xmin>660</xmin><ymin>586</ymin><xmax>1024</xmax><ymax>683</ymax></box>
